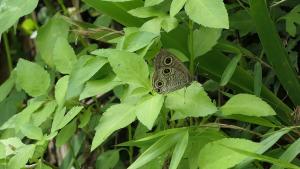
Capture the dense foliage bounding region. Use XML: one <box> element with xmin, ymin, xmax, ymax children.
<box><xmin>0</xmin><ymin>0</ymin><xmax>299</xmax><ymax>168</ymax></box>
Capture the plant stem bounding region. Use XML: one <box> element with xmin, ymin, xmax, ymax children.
<box><xmin>128</xmin><ymin>124</ymin><xmax>133</xmax><ymax>164</ymax></box>
<box><xmin>189</xmin><ymin>117</ymin><xmax>193</xmax><ymax>126</ymax></box>
<box><xmin>42</xmin><ymin>0</ymin><xmax>56</xmax><ymax>15</ymax></box>
<box><xmin>3</xmin><ymin>33</ymin><xmax>13</xmax><ymax>72</ymax></box>
<box><xmin>57</xmin><ymin>0</ymin><xmax>68</xmax><ymax>15</ymax></box>
<box><xmin>69</xmin><ymin>143</ymin><xmax>81</xmax><ymax>169</ymax></box>
<box><xmin>200</xmin><ymin>116</ymin><xmax>210</xmax><ymax>125</ymax></box>
<box><xmin>198</xmin><ymin>123</ymin><xmax>263</xmax><ymax>137</ymax></box>
<box><xmin>218</xmin><ymin>87</ymin><xmax>223</xmax><ymax>107</ymax></box>
<box><xmin>92</xmin><ymin>96</ymin><xmax>101</xmax><ymax>113</ymax></box>
<box><xmin>236</xmin><ymin>0</ymin><xmax>249</xmax><ymax>12</ymax></box>
<box><xmin>188</xmin><ymin>20</ymin><xmax>195</xmax><ymax>76</ymax></box>
<box><xmin>270</xmin><ymin>0</ymin><xmax>288</xmax><ymax>8</ymax></box>
<box><xmin>43</xmin><ymin>160</ymin><xmax>59</xmax><ymax>169</ymax></box>
<box><xmin>259</xmin><ymin>49</ymin><xmax>264</xmax><ymax>59</ymax></box>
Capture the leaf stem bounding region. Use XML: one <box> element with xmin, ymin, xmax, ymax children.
<box><xmin>188</xmin><ymin>20</ymin><xmax>195</xmax><ymax>76</ymax></box>
<box><xmin>3</xmin><ymin>33</ymin><xmax>13</xmax><ymax>72</ymax></box>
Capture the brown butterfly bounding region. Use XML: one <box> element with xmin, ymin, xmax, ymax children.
<box><xmin>152</xmin><ymin>49</ymin><xmax>192</xmax><ymax>94</ymax></box>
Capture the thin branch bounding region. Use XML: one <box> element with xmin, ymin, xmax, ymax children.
<box><xmin>198</xmin><ymin>123</ymin><xmax>263</xmax><ymax>137</ymax></box>
<box><xmin>270</xmin><ymin>0</ymin><xmax>288</xmax><ymax>8</ymax></box>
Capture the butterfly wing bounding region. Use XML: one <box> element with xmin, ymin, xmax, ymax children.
<box><xmin>153</xmin><ymin>50</ymin><xmax>192</xmax><ymax>94</ymax></box>
<box><xmin>154</xmin><ymin>49</ymin><xmax>172</xmax><ymax>69</ymax></box>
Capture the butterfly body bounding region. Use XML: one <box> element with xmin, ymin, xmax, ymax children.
<box><xmin>152</xmin><ymin>49</ymin><xmax>192</xmax><ymax>94</ymax></box>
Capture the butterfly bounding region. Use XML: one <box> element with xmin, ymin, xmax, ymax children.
<box><xmin>152</xmin><ymin>49</ymin><xmax>192</xmax><ymax>94</ymax></box>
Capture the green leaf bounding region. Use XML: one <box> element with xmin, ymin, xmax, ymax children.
<box><xmin>32</xmin><ymin>100</ymin><xmax>57</xmax><ymax>126</ymax></box>
<box><xmin>31</xmin><ymin>140</ymin><xmax>49</xmax><ymax>161</ymax></box>
<box><xmin>254</xmin><ymin>62</ymin><xmax>262</xmax><ymax>97</ymax></box>
<box><xmin>94</xmin><ymin>14</ymin><xmax>112</xmax><ymax>27</ymax></box>
<box><xmin>55</xmin><ymin>75</ymin><xmax>69</xmax><ymax>107</ymax></box>
<box><xmin>170</xmin><ymin>0</ymin><xmax>187</xmax><ymax>17</ymax></box>
<box><xmin>137</xmin><ymin>155</ymin><xmax>166</xmax><ymax>169</ymax></box>
<box><xmin>184</xmin><ymin>0</ymin><xmax>229</xmax><ymax>28</ymax></box>
<box><xmin>36</xmin><ymin>15</ymin><xmax>69</xmax><ymax>67</ymax></box>
<box><xmin>102</xmin><ymin>0</ymin><xmax>133</xmax><ymax>1</ymax></box>
<box><xmin>85</xmin><ymin>0</ymin><xmax>292</xmax><ymax>123</ymax></box>
<box><xmin>56</xmin><ymin>120</ymin><xmax>77</xmax><ymax>147</ymax></box>
<box><xmin>138</xmin><ymin>37</ymin><xmax>160</xmax><ymax>59</ymax></box>
<box><xmin>0</xmin><ymin>74</ymin><xmax>15</xmax><ymax>102</ymax></box>
<box><xmin>0</xmin><ymin>99</ymin><xmax>44</xmax><ymax>131</ymax></box>
<box><xmin>260</xmin><ymin>128</ymin><xmax>291</xmax><ymax>154</ymax></box>
<box><xmin>96</xmin><ymin>150</ymin><xmax>120</xmax><ymax>169</ymax></box>
<box><xmin>106</xmin><ymin>49</ymin><xmax>150</xmax><ymax>88</ymax></box>
<box><xmin>123</xmin><ymin>31</ymin><xmax>158</xmax><ymax>52</ymax></box>
<box><xmin>250</xmin><ymin>0</ymin><xmax>300</xmax><ymax>106</ymax></box>
<box><xmin>165</xmin><ymin>82</ymin><xmax>217</xmax><ymax>118</ymax></box>
<box><xmin>128</xmin><ymin>132</ymin><xmax>181</xmax><ymax>169</ymax></box>
<box><xmin>57</xmin><ymin>106</ymin><xmax>83</xmax><ymax>130</ymax></box>
<box><xmin>198</xmin><ymin>51</ymin><xmax>292</xmax><ymax>124</ymax></box>
<box><xmin>83</xmin><ymin>0</ymin><xmax>145</xmax><ymax>27</ymax></box>
<box><xmin>15</xmin><ymin>59</ymin><xmax>50</xmax><ymax>97</ymax></box>
<box><xmin>270</xmin><ymin>138</ymin><xmax>300</xmax><ymax>169</ymax></box>
<box><xmin>219</xmin><ymin>54</ymin><xmax>241</xmax><ymax>86</ymax></box>
<box><xmin>167</xmin><ymin>48</ymin><xmax>189</xmax><ymax>62</ymax></box>
<box><xmin>230</xmin><ymin>10</ymin><xmax>255</xmax><ymax>36</ymax></box>
<box><xmin>53</xmin><ymin>37</ymin><xmax>77</xmax><ymax>74</ymax></box>
<box><xmin>135</xmin><ymin>94</ymin><xmax>164</xmax><ymax>130</ymax></box>
<box><xmin>0</xmin><ymin>90</ymin><xmax>25</xmax><ymax>126</ymax></box>
<box><xmin>221</xmin><ymin>93</ymin><xmax>276</xmax><ymax>116</ymax></box>
<box><xmin>280</xmin><ymin>5</ymin><xmax>300</xmax><ymax>37</ymax></box>
<box><xmin>221</xmin><ymin>114</ymin><xmax>278</xmax><ymax>128</ymax></box>
<box><xmin>80</xmin><ymin>74</ymin><xmax>121</xmax><ymax>100</ymax></box>
<box><xmin>119</xmin><ymin>85</ymin><xmax>153</xmax><ymax>105</ymax></box>
<box><xmin>79</xmin><ymin>110</ymin><xmax>92</xmax><ymax>128</ymax></box>
<box><xmin>198</xmin><ymin>138</ymin><xmax>261</xmax><ymax>169</ymax></box>
<box><xmin>51</xmin><ymin>107</ymin><xmax>66</xmax><ymax>132</ymax></box>
<box><xmin>0</xmin><ymin>142</ymin><xmax>5</xmax><ymax>159</ymax></box>
<box><xmin>45</xmin><ymin>131</ymin><xmax>58</xmax><ymax>140</ymax></box>
<box><xmin>223</xmin><ymin>144</ymin><xmax>300</xmax><ymax>169</ymax></box>
<box><xmin>8</xmin><ymin>144</ymin><xmax>35</xmax><ymax>169</ymax></box>
<box><xmin>0</xmin><ymin>0</ymin><xmax>38</xmax><ymax>35</ymax></box>
<box><xmin>144</xmin><ymin>0</ymin><xmax>164</xmax><ymax>7</ymax></box>
<box><xmin>118</xmin><ymin>127</ymin><xmax>187</xmax><ymax>146</ymax></box>
<box><xmin>187</xmin><ymin>128</ymin><xmax>226</xmax><ymax>169</ymax></box>
<box><xmin>129</xmin><ymin>7</ymin><xmax>166</xmax><ymax>18</ymax></box>
<box><xmin>236</xmin><ymin>128</ymin><xmax>291</xmax><ymax>168</ymax></box>
<box><xmin>140</xmin><ymin>17</ymin><xmax>162</xmax><ymax>34</ymax></box>
<box><xmin>193</xmin><ymin>27</ymin><xmax>222</xmax><ymax>57</ymax></box>
<box><xmin>91</xmin><ymin>104</ymin><xmax>136</xmax><ymax>151</ymax></box>
<box><xmin>20</xmin><ymin>123</ymin><xmax>43</xmax><ymax>140</ymax></box>
<box><xmin>66</xmin><ymin>55</ymin><xmax>107</xmax><ymax>100</ymax></box>
<box><xmin>161</xmin><ymin>25</ymin><xmax>189</xmax><ymax>55</ymax></box>
<box><xmin>169</xmin><ymin>130</ymin><xmax>189</xmax><ymax>169</ymax></box>
<box><xmin>161</xmin><ymin>16</ymin><xmax>178</xmax><ymax>32</ymax></box>
<box><xmin>0</xmin><ymin>137</ymin><xmax>25</xmax><ymax>157</ymax></box>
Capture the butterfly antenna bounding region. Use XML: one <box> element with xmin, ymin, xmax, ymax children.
<box><xmin>194</xmin><ymin>61</ymin><xmax>200</xmax><ymax>81</ymax></box>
